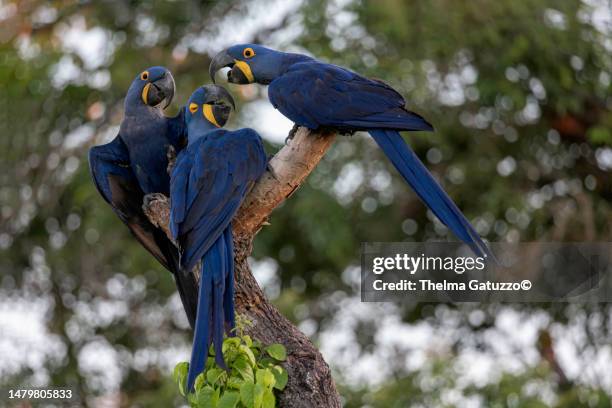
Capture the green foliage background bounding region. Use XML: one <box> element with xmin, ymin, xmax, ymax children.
<box><xmin>0</xmin><ymin>0</ymin><xmax>610</xmax><ymax>406</ymax></box>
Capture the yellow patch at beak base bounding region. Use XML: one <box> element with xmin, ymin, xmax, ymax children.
<box><xmin>141</xmin><ymin>83</ymin><xmax>151</xmax><ymax>105</ymax></box>
<box><xmin>234</xmin><ymin>60</ymin><xmax>255</xmax><ymax>83</ymax></box>
<box><xmin>203</xmin><ymin>104</ymin><xmax>221</xmax><ymax>127</ymax></box>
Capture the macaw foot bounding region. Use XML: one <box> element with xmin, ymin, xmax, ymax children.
<box><xmin>285</xmin><ymin>124</ymin><xmax>301</xmax><ymax>145</ymax></box>
<box><xmin>143</xmin><ymin>192</ymin><xmax>168</xmax><ymax>208</ymax></box>
<box><xmin>166</xmin><ymin>145</ymin><xmax>177</xmax><ymax>175</ymax></box>
<box><xmin>191</xmin><ymin>262</ymin><xmax>201</xmax><ymax>282</ymax></box>
<box><xmin>324</xmin><ymin>125</ymin><xmax>355</xmax><ymax>137</ymax></box>
<box><xmin>142</xmin><ymin>193</ymin><xmax>170</xmax><ymax>227</ymax></box>
<box><xmin>266</xmin><ymin>156</ymin><xmax>280</xmax><ymax>181</ymax></box>
<box><xmin>315</xmin><ymin>125</ymin><xmax>353</xmax><ymax>137</ymax></box>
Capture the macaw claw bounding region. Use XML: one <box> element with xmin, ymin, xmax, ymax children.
<box><xmin>266</xmin><ymin>158</ymin><xmax>279</xmax><ymax>181</ymax></box>
<box><xmin>285</xmin><ymin>123</ymin><xmax>301</xmax><ymax>145</ymax></box>
<box><xmin>143</xmin><ymin>192</ymin><xmax>168</xmax><ymax>208</ymax></box>
<box><xmin>166</xmin><ymin>145</ymin><xmax>177</xmax><ymax>175</ymax></box>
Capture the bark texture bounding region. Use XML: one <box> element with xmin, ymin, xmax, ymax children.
<box><xmin>144</xmin><ymin>126</ymin><xmax>340</xmax><ymax>408</ymax></box>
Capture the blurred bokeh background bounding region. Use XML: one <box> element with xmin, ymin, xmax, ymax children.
<box><xmin>0</xmin><ymin>0</ymin><xmax>611</xmax><ymax>406</ymax></box>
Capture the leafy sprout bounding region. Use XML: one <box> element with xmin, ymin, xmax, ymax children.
<box><xmin>174</xmin><ymin>315</ymin><xmax>288</xmax><ymax>408</ymax></box>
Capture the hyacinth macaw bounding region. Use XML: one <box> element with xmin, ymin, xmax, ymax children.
<box><xmin>88</xmin><ymin>66</ymin><xmax>200</xmax><ymax>327</ymax></box>
<box><xmin>210</xmin><ymin>45</ymin><xmax>492</xmax><ymax>258</ymax></box>
<box><xmin>169</xmin><ymin>85</ymin><xmax>267</xmax><ymax>390</ymax></box>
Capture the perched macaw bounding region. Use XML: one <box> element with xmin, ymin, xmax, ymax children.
<box><xmin>88</xmin><ymin>66</ymin><xmax>199</xmax><ymax>327</ymax></box>
<box><xmin>210</xmin><ymin>45</ymin><xmax>492</xmax><ymax>258</ymax></box>
<box><xmin>169</xmin><ymin>85</ymin><xmax>267</xmax><ymax>390</ymax></box>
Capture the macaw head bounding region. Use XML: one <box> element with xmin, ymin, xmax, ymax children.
<box><xmin>210</xmin><ymin>44</ymin><xmax>308</xmax><ymax>85</ymax></box>
<box><xmin>184</xmin><ymin>84</ymin><xmax>235</xmax><ymax>135</ymax></box>
<box><xmin>126</xmin><ymin>66</ymin><xmax>175</xmax><ymax>112</ymax></box>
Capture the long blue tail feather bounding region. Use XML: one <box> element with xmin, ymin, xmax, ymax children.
<box><xmin>186</xmin><ymin>233</ymin><xmax>231</xmax><ymax>391</ymax></box>
<box><xmin>186</xmin><ymin>247</ymin><xmax>215</xmax><ymax>391</ymax></box>
<box><xmin>212</xmin><ymin>235</ymin><xmax>227</xmax><ymax>369</ymax></box>
<box><xmin>223</xmin><ymin>227</ymin><xmax>235</xmax><ymax>333</ymax></box>
<box><xmin>369</xmin><ymin>129</ymin><xmax>492</xmax><ymax>259</ymax></box>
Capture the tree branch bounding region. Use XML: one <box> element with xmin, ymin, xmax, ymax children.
<box><xmin>144</xmin><ymin>126</ymin><xmax>340</xmax><ymax>407</ymax></box>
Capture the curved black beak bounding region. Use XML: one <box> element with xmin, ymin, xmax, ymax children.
<box><xmin>201</xmin><ymin>84</ymin><xmax>236</xmax><ymax>127</ymax></box>
<box><xmin>210</xmin><ymin>50</ymin><xmax>254</xmax><ymax>84</ymax></box>
<box><xmin>209</xmin><ymin>50</ymin><xmax>235</xmax><ymax>84</ymax></box>
<box><xmin>201</xmin><ymin>84</ymin><xmax>236</xmax><ymax>110</ymax></box>
<box><xmin>146</xmin><ymin>71</ymin><xmax>175</xmax><ymax>109</ymax></box>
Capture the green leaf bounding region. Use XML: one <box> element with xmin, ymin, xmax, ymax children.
<box><xmin>265</xmin><ymin>344</ymin><xmax>287</xmax><ymax>361</ymax></box>
<box><xmin>173</xmin><ymin>362</ymin><xmax>189</xmax><ymax>396</ymax></box>
<box><xmin>207</xmin><ymin>368</ymin><xmax>225</xmax><ymax>386</ymax></box>
<box><xmin>242</xmin><ymin>335</ymin><xmax>253</xmax><ymax>348</ymax></box>
<box><xmin>239</xmin><ymin>344</ymin><xmax>257</xmax><ymax>366</ymax></box>
<box><xmin>271</xmin><ymin>365</ymin><xmax>288</xmax><ymax>390</ymax></box>
<box><xmin>195</xmin><ymin>386</ymin><xmax>219</xmax><ymax>408</ymax></box>
<box><xmin>222</xmin><ymin>337</ymin><xmax>241</xmax><ymax>353</ymax></box>
<box><xmin>253</xmin><ymin>383</ymin><xmax>265</xmax><ymax>408</ymax></box>
<box><xmin>258</xmin><ymin>357</ymin><xmax>276</xmax><ymax>368</ymax></box>
<box><xmin>227</xmin><ymin>376</ymin><xmax>244</xmax><ymax>390</ymax></box>
<box><xmin>224</xmin><ymin>349</ymin><xmax>239</xmax><ymax>365</ymax></box>
<box><xmin>240</xmin><ymin>382</ymin><xmax>254</xmax><ymax>407</ymax></box>
<box><xmin>218</xmin><ymin>391</ymin><xmax>240</xmax><ymax>408</ymax></box>
<box><xmin>256</xmin><ymin>368</ymin><xmax>275</xmax><ymax>389</ymax></box>
<box><xmin>234</xmin><ymin>356</ymin><xmax>254</xmax><ymax>383</ymax></box>
<box><xmin>194</xmin><ymin>373</ymin><xmax>207</xmax><ymax>392</ymax></box>
<box><xmin>262</xmin><ymin>389</ymin><xmax>276</xmax><ymax>408</ymax></box>
<box><xmin>173</xmin><ymin>361</ymin><xmax>189</xmax><ymax>382</ymax></box>
<box><xmin>188</xmin><ymin>391</ymin><xmax>199</xmax><ymax>407</ymax></box>
<box><xmin>206</xmin><ymin>356</ymin><xmax>215</xmax><ymax>370</ymax></box>
<box><xmin>223</xmin><ymin>338</ymin><xmax>240</xmax><ymax>364</ymax></box>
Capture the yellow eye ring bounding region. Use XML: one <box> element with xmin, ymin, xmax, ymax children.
<box><xmin>140</xmin><ymin>71</ymin><xmax>149</xmax><ymax>80</ymax></box>
<box><xmin>188</xmin><ymin>103</ymin><xmax>198</xmax><ymax>114</ymax></box>
<box><xmin>243</xmin><ymin>47</ymin><xmax>255</xmax><ymax>58</ymax></box>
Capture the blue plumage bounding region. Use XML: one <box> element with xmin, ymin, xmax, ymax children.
<box><xmin>169</xmin><ymin>86</ymin><xmax>267</xmax><ymax>391</ymax></box>
<box><xmin>210</xmin><ymin>45</ymin><xmax>492</xmax><ymax>259</ymax></box>
<box><xmin>370</xmin><ymin>130</ymin><xmax>488</xmax><ymax>257</ymax></box>
<box><xmin>88</xmin><ymin>67</ymin><xmax>201</xmax><ymax>328</ymax></box>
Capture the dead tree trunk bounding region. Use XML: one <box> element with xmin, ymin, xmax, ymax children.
<box><xmin>144</xmin><ymin>126</ymin><xmax>341</xmax><ymax>408</ymax></box>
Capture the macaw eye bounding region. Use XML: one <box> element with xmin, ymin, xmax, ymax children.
<box><xmin>188</xmin><ymin>103</ymin><xmax>198</xmax><ymax>114</ymax></box>
<box><xmin>243</xmin><ymin>47</ymin><xmax>255</xmax><ymax>58</ymax></box>
<box><xmin>140</xmin><ymin>71</ymin><xmax>149</xmax><ymax>81</ymax></box>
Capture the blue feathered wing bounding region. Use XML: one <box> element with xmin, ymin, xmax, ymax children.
<box><xmin>88</xmin><ymin>135</ymin><xmax>199</xmax><ymax>328</ymax></box>
<box><xmin>268</xmin><ymin>61</ymin><xmax>491</xmax><ymax>258</ymax></box>
<box><xmin>169</xmin><ymin>128</ymin><xmax>267</xmax><ymax>391</ymax></box>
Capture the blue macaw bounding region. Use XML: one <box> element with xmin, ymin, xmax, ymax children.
<box><xmin>88</xmin><ymin>66</ymin><xmax>200</xmax><ymax>328</ymax></box>
<box><xmin>210</xmin><ymin>45</ymin><xmax>492</xmax><ymax>258</ymax></box>
<box><xmin>169</xmin><ymin>85</ymin><xmax>267</xmax><ymax>390</ymax></box>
